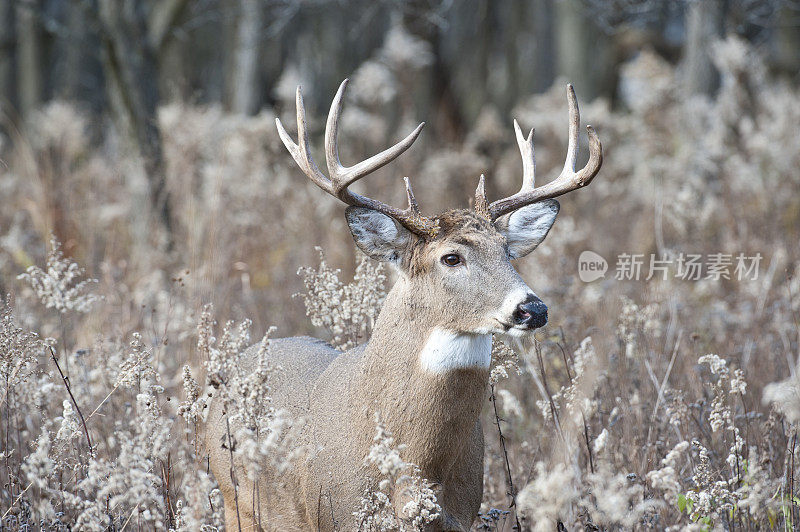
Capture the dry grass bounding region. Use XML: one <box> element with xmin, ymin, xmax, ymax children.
<box><xmin>1</xmin><ymin>35</ymin><xmax>799</xmax><ymax>530</ymax></box>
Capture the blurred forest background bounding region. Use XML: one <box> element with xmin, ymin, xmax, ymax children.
<box><xmin>2</xmin><ymin>0</ymin><xmax>800</xmax><ymax>530</ymax></box>
<box><xmin>4</xmin><ymin>1</ymin><xmax>800</xmax><ymax>137</ymax></box>
<box><xmin>3</xmin><ymin>0</ymin><xmax>800</xmax><ymax>120</ymax></box>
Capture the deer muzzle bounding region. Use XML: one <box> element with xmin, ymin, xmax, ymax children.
<box><xmin>512</xmin><ymin>295</ymin><xmax>548</xmax><ymax>329</ymax></box>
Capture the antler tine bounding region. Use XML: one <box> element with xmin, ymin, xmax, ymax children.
<box><xmin>403</xmin><ymin>177</ymin><xmax>420</xmax><ymax>214</ymax></box>
<box><xmin>485</xmin><ymin>84</ymin><xmax>603</xmax><ymax>221</ymax></box>
<box><xmin>513</xmin><ymin>119</ymin><xmax>535</xmax><ymax>191</ymax></box>
<box><xmin>561</xmin><ymin>84</ymin><xmax>580</xmax><ymax>179</ymax></box>
<box><xmin>578</xmin><ymin>125</ymin><xmax>602</xmax><ymax>183</ymax></box>
<box><xmin>324</xmin><ymin>79</ymin><xmax>348</xmax><ymax>189</ymax></box>
<box><xmin>325</xmin><ymin>79</ymin><xmax>426</xmax><ymax>196</ymax></box>
<box><xmin>275</xmin><ymin>87</ymin><xmax>332</xmax><ymax>193</ymax></box>
<box><xmin>474</xmin><ymin>174</ymin><xmax>489</xmax><ymax>218</ymax></box>
<box><xmin>276</xmin><ymin>79</ymin><xmax>439</xmax><ymax>236</ymax></box>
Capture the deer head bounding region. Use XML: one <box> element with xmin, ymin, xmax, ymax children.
<box><xmin>276</xmin><ymin>79</ymin><xmax>602</xmax><ymax>345</ymax></box>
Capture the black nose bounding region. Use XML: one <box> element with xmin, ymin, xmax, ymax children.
<box><xmin>512</xmin><ymin>296</ymin><xmax>548</xmax><ymax>329</ymax></box>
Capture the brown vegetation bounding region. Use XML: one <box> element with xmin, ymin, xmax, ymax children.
<box><xmin>1</xmin><ymin>35</ymin><xmax>799</xmax><ymax>530</ymax></box>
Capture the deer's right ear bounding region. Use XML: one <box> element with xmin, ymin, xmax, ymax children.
<box><xmin>346</xmin><ymin>207</ymin><xmax>411</xmax><ymax>266</ymax></box>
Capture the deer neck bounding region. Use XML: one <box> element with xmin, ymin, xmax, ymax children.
<box><xmin>357</xmin><ymin>277</ymin><xmax>491</xmax><ymax>477</ymax></box>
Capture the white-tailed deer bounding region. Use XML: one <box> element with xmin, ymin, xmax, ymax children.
<box><xmin>205</xmin><ymin>80</ymin><xmax>602</xmax><ymax>531</ymax></box>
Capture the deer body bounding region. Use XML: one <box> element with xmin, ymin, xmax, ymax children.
<box><xmin>204</xmin><ymin>80</ymin><xmax>602</xmax><ymax>530</ymax></box>
<box><xmin>206</xmin><ymin>287</ymin><xmax>488</xmax><ymax>529</ymax></box>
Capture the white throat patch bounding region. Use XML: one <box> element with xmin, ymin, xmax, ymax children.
<box><xmin>418</xmin><ymin>329</ymin><xmax>492</xmax><ymax>373</ymax></box>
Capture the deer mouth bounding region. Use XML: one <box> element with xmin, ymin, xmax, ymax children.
<box><xmin>515</xmin><ymin>308</ymin><xmax>532</xmax><ymax>321</ymax></box>
<box><xmin>493</xmin><ymin>318</ymin><xmax>515</xmax><ymax>332</ymax></box>
<box><xmin>493</xmin><ymin>316</ymin><xmax>545</xmax><ymax>337</ymax></box>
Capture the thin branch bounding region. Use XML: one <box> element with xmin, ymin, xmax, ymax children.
<box><xmin>118</xmin><ymin>504</ymin><xmax>139</xmax><ymax>531</ymax></box>
<box><xmin>1</xmin><ymin>480</ymin><xmax>32</xmax><ymax>519</ymax></box>
<box><xmin>225</xmin><ymin>415</ymin><xmax>243</xmax><ymax>532</ymax></box>
<box><xmin>581</xmin><ymin>413</ymin><xmax>594</xmax><ymax>475</ymax></box>
<box><xmin>86</xmin><ymin>383</ymin><xmax>122</xmax><ymax>420</ymax></box>
<box><xmin>641</xmin><ymin>330</ymin><xmax>683</xmax><ymax>471</ymax></box>
<box><xmin>48</xmin><ymin>345</ymin><xmax>92</xmax><ymax>454</ymax></box>
<box><xmin>490</xmin><ymin>384</ymin><xmax>522</xmax><ymax>531</ymax></box>
<box><xmin>535</xmin><ymin>340</ymin><xmax>563</xmax><ymax>436</ymax></box>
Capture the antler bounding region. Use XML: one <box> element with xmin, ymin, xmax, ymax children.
<box><xmin>475</xmin><ymin>84</ymin><xmax>603</xmax><ymax>222</ymax></box>
<box><xmin>275</xmin><ymin>79</ymin><xmax>439</xmax><ymax>236</ymax></box>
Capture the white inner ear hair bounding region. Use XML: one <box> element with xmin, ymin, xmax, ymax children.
<box><xmin>351</xmin><ymin>214</ymin><xmax>398</xmax><ymax>245</ymax></box>
<box><xmin>418</xmin><ymin>328</ymin><xmax>492</xmax><ymax>373</ymax></box>
<box><xmin>507</xmin><ymin>204</ymin><xmax>553</xmax><ymax>240</ymax></box>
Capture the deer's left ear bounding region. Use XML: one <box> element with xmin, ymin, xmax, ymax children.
<box><xmin>494</xmin><ymin>199</ymin><xmax>559</xmax><ymax>259</ymax></box>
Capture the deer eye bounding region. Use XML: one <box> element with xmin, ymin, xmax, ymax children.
<box><xmin>441</xmin><ymin>254</ymin><xmax>463</xmax><ymax>267</ymax></box>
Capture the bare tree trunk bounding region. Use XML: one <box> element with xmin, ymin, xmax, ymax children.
<box><xmin>773</xmin><ymin>6</ymin><xmax>800</xmax><ymax>76</ymax></box>
<box><xmin>98</xmin><ymin>0</ymin><xmax>175</xmax><ymax>252</ymax></box>
<box><xmin>231</xmin><ymin>0</ymin><xmax>263</xmax><ymax>115</ymax></box>
<box><xmin>0</xmin><ymin>1</ymin><xmax>16</xmax><ymax>112</ymax></box>
<box><xmin>556</xmin><ymin>0</ymin><xmax>593</xmax><ymax>97</ymax></box>
<box><xmin>148</xmin><ymin>0</ymin><xmax>189</xmax><ymax>51</ymax></box>
<box><xmin>16</xmin><ymin>0</ymin><xmax>43</xmax><ymax>118</ymax></box>
<box><xmin>158</xmin><ymin>35</ymin><xmax>187</xmax><ymax>102</ymax></box>
<box><xmin>221</xmin><ymin>0</ymin><xmax>239</xmax><ymax>109</ymax></box>
<box><xmin>555</xmin><ymin>0</ymin><xmax>614</xmax><ymax>100</ymax></box>
<box><xmin>60</xmin><ymin>0</ymin><xmax>86</xmax><ymax>100</ymax></box>
<box><xmin>531</xmin><ymin>0</ymin><xmax>556</xmax><ymax>94</ymax></box>
<box><xmin>150</xmin><ymin>0</ymin><xmax>190</xmax><ymax>102</ymax></box>
<box><xmin>682</xmin><ymin>0</ymin><xmax>725</xmax><ymax>95</ymax></box>
<box><xmin>404</xmin><ymin>0</ymin><xmax>465</xmax><ymax>143</ymax></box>
<box><xmin>503</xmin><ymin>0</ymin><xmax>522</xmax><ymax>111</ymax></box>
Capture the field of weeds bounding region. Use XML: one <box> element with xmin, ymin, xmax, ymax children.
<box><xmin>1</xmin><ymin>32</ymin><xmax>800</xmax><ymax>530</ymax></box>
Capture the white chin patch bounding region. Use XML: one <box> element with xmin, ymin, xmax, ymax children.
<box><xmin>503</xmin><ymin>327</ymin><xmax>529</xmax><ymax>338</ymax></box>
<box><xmin>419</xmin><ymin>329</ymin><xmax>492</xmax><ymax>373</ymax></box>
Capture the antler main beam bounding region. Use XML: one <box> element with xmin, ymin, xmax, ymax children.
<box><xmin>276</xmin><ymin>79</ymin><xmax>439</xmax><ymax>236</ymax></box>
<box><xmin>476</xmin><ymin>84</ymin><xmax>603</xmax><ymax>221</ymax></box>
